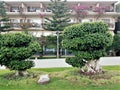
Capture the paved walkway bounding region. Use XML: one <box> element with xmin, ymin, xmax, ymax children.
<box><xmin>0</xmin><ymin>57</ymin><xmax>120</xmax><ymax>69</ymax></box>
<box><xmin>99</xmin><ymin>57</ymin><xmax>120</xmax><ymax>66</ymax></box>
<box><xmin>33</xmin><ymin>58</ymin><xmax>71</xmax><ymax>68</ymax></box>
<box><xmin>32</xmin><ymin>57</ymin><xmax>120</xmax><ymax>68</ymax></box>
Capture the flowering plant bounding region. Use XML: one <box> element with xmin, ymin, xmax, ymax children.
<box><xmin>72</xmin><ymin>5</ymin><xmax>89</xmax><ymax>22</ymax></box>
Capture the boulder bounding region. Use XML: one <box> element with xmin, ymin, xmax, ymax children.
<box><xmin>38</xmin><ymin>74</ymin><xmax>50</xmax><ymax>84</ymax></box>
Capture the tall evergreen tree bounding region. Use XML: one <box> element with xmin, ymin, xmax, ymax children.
<box><xmin>0</xmin><ymin>1</ymin><xmax>6</xmax><ymax>17</ymax></box>
<box><xmin>43</xmin><ymin>0</ymin><xmax>70</xmax><ymax>31</ymax></box>
<box><xmin>43</xmin><ymin>0</ymin><xmax>70</xmax><ymax>58</ymax></box>
<box><xmin>0</xmin><ymin>1</ymin><xmax>12</xmax><ymax>33</ymax></box>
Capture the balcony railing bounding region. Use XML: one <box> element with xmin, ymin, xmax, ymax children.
<box><xmin>6</xmin><ymin>10</ymin><xmax>118</xmax><ymax>15</ymax></box>
<box><xmin>11</xmin><ymin>23</ymin><xmax>41</xmax><ymax>29</ymax></box>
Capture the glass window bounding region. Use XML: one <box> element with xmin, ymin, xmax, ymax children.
<box><xmin>101</xmin><ymin>19</ymin><xmax>110</xmax><ymax>23</ymax></box>
<box><xmin>27</xmin><ymin>6</ymin><xmax>40</xmax><ymax>12</ymax></box>
<box><xmin>10</xmin><ymin>6</ymin><xmax>20</xmax><ymax>12</ymax></box>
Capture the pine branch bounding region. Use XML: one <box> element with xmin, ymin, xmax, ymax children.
<box><xmin>43</xmin><ymin>0</ymin><xmax>70</xmax><ymax>31</ymax></box>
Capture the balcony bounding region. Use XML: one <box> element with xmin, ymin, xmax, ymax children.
<box><xmin>7</xmin><ymin>11</ymin><xmax>120</xmax><ymax>17</ymax></box>
<box><xmin>6</xmin><ymin>11</ymin><xmax>52</xmax><ymax>16</ymax></box>
<box><xmin>6</xmin><ymin>4</ymin><xmax>118</xmax><ymax>16</ymax></box>
<box><xmin>70</xmin><ymin>11</ymin><xmax>120</xmax><ymax>17</ymax></box>
<box><xmin>10</xmin><ymin>22</ymin><xmax>41</xmax><ymax>29</ymax></box>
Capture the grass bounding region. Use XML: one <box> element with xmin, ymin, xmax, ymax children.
<box><xmin>0</xmin><ymin>66</ymin><xmax>120</xmax><ymax>90</ymax></box>
<box><xmin>103</xmin><ymin>65</ymin><xmax>120</xmax><ymax>70</ymax></box>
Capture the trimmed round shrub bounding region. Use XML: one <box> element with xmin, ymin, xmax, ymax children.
<box><xmin>62</xmin><ymin>22</ymin><xmax>113</xmax><ymax>68</ymax></box>
<box><xmin>0</xmin><ymin>33</ymin><xmax>41</xmax><ymax>71</ymax></box>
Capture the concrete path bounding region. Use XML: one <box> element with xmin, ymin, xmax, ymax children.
<box><xmin>32</xmin><ymin>57</ymin><xmax>120</xmax><ymax>68</ymax></box>
<box><xmin>99</xmin><ymin>57</ymin><xmax>120</xmax><ymax>66</ymax></box>
<box><xmin>33</xmin><ymin>58</ymin><xmax>72</xmax><ymax>68</ymax></box>
<box><xmin>0</xmin><ymin>57</ymin><xmax>120</xmax><ymax>69</ymax></box>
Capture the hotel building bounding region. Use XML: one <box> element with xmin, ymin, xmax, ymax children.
<box><xmin>2</xmin><ymin>0</ymin><xmax>120</xmax><ymax>36</ymax></box>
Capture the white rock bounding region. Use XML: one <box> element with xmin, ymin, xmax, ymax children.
<box><xmin>38</xmin><ymin>74</ymin><xmax>50</xmax><ymax>84</ymax></box>
<box><xmin>0</xmin><ymin>65</ymin><xmax>6</xmax><ymax>69</ymax></box>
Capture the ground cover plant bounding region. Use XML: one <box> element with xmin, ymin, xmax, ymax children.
<box><xmin>0</xmin><ymin>66</ymin><xmax>119</xmax><ymax>90</ymax></box>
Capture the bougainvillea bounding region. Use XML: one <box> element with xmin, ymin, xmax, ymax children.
<box><xmin>72</xmin><ymin>5</ymin><xmax>89</xmax><ymax>22</ymax></box>
<box><xmin>93</xmin><ymin>6</ymin><xmax>111</xmax><ymax>19</ymax></box>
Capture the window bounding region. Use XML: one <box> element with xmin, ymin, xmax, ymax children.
<box><xmin>26</xmin><ymin>19</ymin><xmax>40</xmax><ymax>28</ymax></box>
<box><xmin>82</xmin><ymin>19</ymin><xmax>93</xmax><ymax>23</ymax></box>
<box><xmin>99</xmin><ymin>18</ymin><xmax>114</xmax><ymax>28</ymax></box>
<box><xmin>45</xmin><ymin>8</ymin><xmax>52</xmax><ymax>12</ymax></box>
<box><xmin>100</xmin><ymin>19</ymin><xmax>110</xmax><ymax>23</ymax></box>
<box><xmin>20</xmin><ymin>19</ymin><xmax>24</xmax><ymax>23</ymax></box>
<box><xmin>10</xmin><ymin>19</ymin><xmax>18</xmax><ymax>23</ymax></box>
<box><xmin>27</xmin><ymin>6</ymin><xmax>40</xmax><ymax>12</ymax></box>
<box><xmin>10</xmin><ymin>6</ymin><xmax>20</xmax><ymax>12</ymax></box>
<box><xmin>89</xmin><ymin>19</ymin><xmax>93</xmax><ymax>22</ymax></box>
<box><xmin>10</xmin><ymin>19</ymin><xmax>19</xmax><ymax>28</ymax></box>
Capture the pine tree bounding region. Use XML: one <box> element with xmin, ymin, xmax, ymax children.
<box><xmin>43</xmin><ymin>0</ymin><xmax>70</xmax><ymax>58</ymax></box>
<box><xmin>43</xmin><ymin>0</ymin><xmax>70</xmax><ymax>31</ymax></box>
<box><xmin>0</xmin><ymin>1</ymin><xmax>12</xmax><ymax>33</ymax></box>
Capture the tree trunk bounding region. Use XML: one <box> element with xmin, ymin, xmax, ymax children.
<box><xmin>15</xmin><ymin>70</ymin><xmax>29</xmax><ymax>77</ymax></box>
<box><xmin>112</xmin><ymin>50</ymin><xmax>116</xmax><ymax>56</ymax></box>
<box><xmin>81</xmin><ymin>60</ymin><xmax>103</xmax><ymax>74</ymax></box>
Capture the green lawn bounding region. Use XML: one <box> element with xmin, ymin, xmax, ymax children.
<box><xmin>0</xmin><ymin>66</ymin><xmax>120</xmax><ymax>90</ymax></box>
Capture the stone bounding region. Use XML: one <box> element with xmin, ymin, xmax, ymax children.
<box><xmin>38</xmin><ymin>74</ymin><xmax>50</xmax><ymax>84</ymax></box>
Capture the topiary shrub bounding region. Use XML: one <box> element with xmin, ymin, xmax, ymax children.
<box><xmin>107</xmin><ymin>33</ymin><xmax>120</xmax><ymax>56</ymax></box>
<box><xmin>0</xmin><ymin>32</ymin><xmax>41</xmax><ymax>76</ymax></box>
<box><xmin>62</xmin><ymin>22</ymin><xmax>113</xmax><ymax>74</ymax></box>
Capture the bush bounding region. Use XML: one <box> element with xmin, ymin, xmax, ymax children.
<box><xmin>62</xmin><ymin>22</ymin><xmax>113</xmax><ymax>68</ymax></box>
<box><xmin>107</xmin><ymin>33</ymin><xmax>120</xmax><ymax>56</ymax></box>
<box><xmin>0</xmin><ymin>33</ymin><xmax>41</xmax><ymax>71</ymax></box>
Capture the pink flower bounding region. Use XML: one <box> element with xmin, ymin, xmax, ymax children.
<box><xmin>72</xmin><ymin>5</ymin><xmax>89</xmax><ymax>11</ymax></box>
<box><xmin>39</xmin><ymin>13</ymin><xmax>45</xmax><ymax>18</ymax></box>
<box><xmin>93</xmin><ymin>6</ymin><xmax>111</xmax><ymax>14</ymax></box>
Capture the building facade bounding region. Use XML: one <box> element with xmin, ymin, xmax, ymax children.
<box><xmin>2</xmin><ymin>0</ymin><xmax>120</xmax><ymax>36</ymax></box>
<box><xmin>1</xmin><ymin>0</ymin><xmax>120</xmax><ymax>37</ymax></box>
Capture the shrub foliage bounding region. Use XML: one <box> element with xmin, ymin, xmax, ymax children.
<box><xmin>108</xmin><ymin>33</ymin><xmax>120</xmax><ymax>56</ymax></box>
<box><xmin>0</xmin><ymin>33</ymin><xmax>41</xmax><ymax>70</ymax></box>
<box><xmin>62</xmin><ymin>22</ymin><xmax>113</xmax><ymax>68</ymax></box>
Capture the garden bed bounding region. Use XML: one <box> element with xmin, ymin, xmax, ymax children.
<box><xmin>0</xmin><ymin>66</ymin><xmax>120</xmax><ymax>90</ymax></box>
